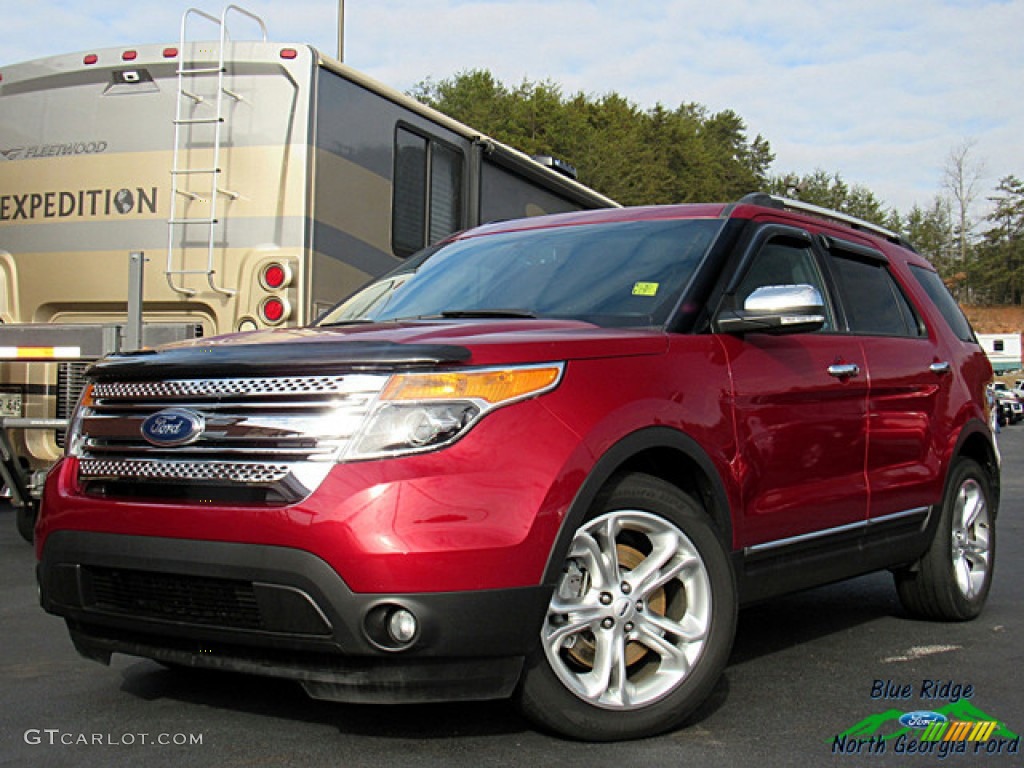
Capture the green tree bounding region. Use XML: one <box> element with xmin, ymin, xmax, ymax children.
<box><xmin>768</xmin><ymin>170</ymin><xmax>894</xmax><ymax>229</ymax></box>
<box><xmin>411</xmin><ymin>70</ymin><xmax>511</xmax><ymax>133</ymax></box>
<box><xmin>411</xmin><ymin>69</ymin><xmax>773</xmax><ymax>206</ymax></box>
<box><xmin>974</xmin><ymin>175</ymin><xmax>1024</xmax><ymax>304</ymax></box>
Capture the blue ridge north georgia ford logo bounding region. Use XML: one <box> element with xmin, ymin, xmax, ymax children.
<box><xmin>140</xmin><ymin>408</ymin><xmax>205</xmax><ymax>447</ymax></box>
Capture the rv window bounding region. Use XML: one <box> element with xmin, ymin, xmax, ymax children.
<box><xmin>430</xmin><ymin>143</ymin><xmax>462</xmax><ymax>243</ymax></box>
<box><xmin>394</xmin><ymin>130</ymin><xmax>428</xmax><ymax>255</ymax></box>
<box><xmin>393</xmin><ymin>127</ymin><xmax>464</xmax><ymax>256</ymax></box>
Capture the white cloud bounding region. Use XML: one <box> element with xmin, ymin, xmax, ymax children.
<box><xmin>1</xmin><ymin>0</ymin><xmax>1020</xmax><ymax>215</ymax></box>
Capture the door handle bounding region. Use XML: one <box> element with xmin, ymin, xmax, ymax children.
<box><xmin>930</xmin><ymin>361</ymin><xmax>952</xmax><ymax>375</ymax></box>
<box><xmin>828</xmin><ymin>363</ymin><xmax>860</xmax><ymax>379</ymax></box>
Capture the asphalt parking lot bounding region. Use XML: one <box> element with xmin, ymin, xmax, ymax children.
<box><xmin>2</xmin><ymin>431</ymin><xmax>1022</xmax><ymax>767</ymax></box>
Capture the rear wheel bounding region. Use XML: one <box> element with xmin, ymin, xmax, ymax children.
<box><xmin>895</xmin><ymin>457</ymin><xmax>995</xmax><ymax>620</ymax></box>
<box><xmin>516</xmin><ymin>473</ymin><xmax>736</xmax><ymax>741</ymax></box>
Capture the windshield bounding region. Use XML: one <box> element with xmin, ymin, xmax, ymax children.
<box><xmin>318</xmin><ymin>218</ymin><xmax>722</xmax><ymax>328</ymax></box>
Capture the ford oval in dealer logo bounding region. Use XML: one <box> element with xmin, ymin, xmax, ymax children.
<box><xmin>898</xmin><ymin>711</ymin><xmax>949</xmax><ymax>729</ymax></box>
<box><xmin>140</xmin><ymin>408</ymin><xmax>205</xmax><ymax>447</ymax></box>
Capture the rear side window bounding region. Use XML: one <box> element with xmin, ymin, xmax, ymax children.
<box><xmin>830</xmin><ymin>255</ymin><xmax>923</xmax><ymax>337</ymax></box>
<box><xmin>910</xmin><ymin>265</ymin><xmax>977</xmax><ymax>343</ymax></box>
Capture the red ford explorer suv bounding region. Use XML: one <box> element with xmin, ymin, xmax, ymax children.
<box><xmin>36</xmin><ymin>195</ymin><xmax>998</xmax><ymax>741</ymax></box>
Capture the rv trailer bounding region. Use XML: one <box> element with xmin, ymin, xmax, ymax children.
<box><xmin>0</xmin><ymin>6</ymin><xmax>618</xmax><ymax>540</ymax></box>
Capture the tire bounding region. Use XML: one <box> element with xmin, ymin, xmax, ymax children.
<box><xmin>16</xmin><ymin>502</ymin><xmax>38</xmax><ymax>544</ymax></box>
<box><xmin>895</xmin><ymin>458</ymin><xmax>995</xmax><ymax>621</ymax></box>
<box><xmin>516</xmin><ymin>473</ymin><xmax>737</xmax><ymax>741</ymax></box>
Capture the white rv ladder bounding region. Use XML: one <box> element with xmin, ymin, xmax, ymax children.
<box><xmin>166</xmin><ymin>5</ymin><xmax>267</xmax><ymax>297</ymax></box>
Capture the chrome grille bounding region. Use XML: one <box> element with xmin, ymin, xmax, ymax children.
<box><xmin>75</xmin><ymin>373</ymin><xmax>389</xmax><ymax>503</ymax></box>
<box><xmin>80</xmin><ymin>459</ymin><xmax>291</xmax><ymax>485</ymax></box>
<box><xmin>93</xmin><ymin>375</ymin><xmax>382</xmax><ymax>400</ymax></box>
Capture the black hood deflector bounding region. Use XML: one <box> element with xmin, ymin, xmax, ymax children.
<box><xmin>89</xmin><ymin>340</ymin><xmax>472</xmax><ymax>381</ymax></box>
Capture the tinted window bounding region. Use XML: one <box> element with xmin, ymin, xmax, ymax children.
<box><xmin>393</xmin><ymin>129</ymin><xmax>428</xmax><ymax>255</ymax></box>
<box><xmin>830</xmin><ymin>255</ymin><xmax>923</xmax><ymax>337</ymax></box>
<box><xmin>393</xmin><ymin>127</ymin><xmax>464</xmax><ymax>256</ymax></box>
<box><xmin>734</xmin><ymin>238</ymin><xmax>833</xmax><ymax>330</ymax></box>
<box><xmin>429</xmin><ymin>143</ymin><xmax>463</xmax><ymax>243</ymax></box>
<box><xmin>910</xmin><ymin>264</ymin><xmax>977</xmax><ymax>343</ymax></box>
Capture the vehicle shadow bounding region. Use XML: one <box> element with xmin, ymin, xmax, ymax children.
<box><xmin>730</xmin><ymin>570</ymin><xmax>904</xmax><ymax>665</ymax></box>
<box><xmin>119</xmin><ymin>661</ymin><xmax>533</xmax><ymax>739</ymax></box>
<box><xmin>114</xmin><ymin>573</ymin><xmax>902</xmax><ymax>741</ymax></box>
<box><xmin>118</xmin><ymin>658</ymin><xmax>736</xmax><ymax>742</ymax></box>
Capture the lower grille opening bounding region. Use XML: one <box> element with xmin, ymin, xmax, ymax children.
<box><xmin>85</xmin><ymin>567</ymin><xmax>263</xmax><ymax>630</ymax></box>
<box><xmin>80</xmin><ymin>480</ymin><xmax>291</xmax><ymax>506</ymax></box>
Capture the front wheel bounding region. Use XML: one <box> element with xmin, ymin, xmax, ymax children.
<box><xmin>895</xmin><ymin>457</ymin><xmax>995</xmax><ymax>621</ymax></box>
<box><xmin>516</xmin><ymin>473</ymin><xmax>737</xmax><ymax>741</ymax></box>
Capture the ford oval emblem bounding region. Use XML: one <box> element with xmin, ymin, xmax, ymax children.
<box><xmin>140</xmin><ymin>408</ymin><xmax>205</xmax><ymax>447</ymax></box>
<box><xmin>899</xmin><ymin>711</ymin><xmax>948</xmax><ymax>729</ymax></box>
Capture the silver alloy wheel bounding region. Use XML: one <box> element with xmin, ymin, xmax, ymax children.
<box><xmin>542</xmin><ymin>509</ymin><xmax>712</xmax><ymax>710</ymax></box>
<box><xmin>950</xmin><ymin>477</ymin><xmax>991</xmax><ymax>600</ymax></box>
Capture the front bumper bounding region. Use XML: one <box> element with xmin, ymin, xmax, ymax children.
<box><xmin>40</xmin><ymin>395</ymin><xmax>586</xmax><ymax>595</ymax></box>
<box><xmin>38</xmin><ymin>531</ymin><xmax>551</xmax><ymax>702</ymax></box>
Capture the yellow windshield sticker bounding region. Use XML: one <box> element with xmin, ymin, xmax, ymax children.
<box><xmin>632</xmin><ymin>282</ymin><xmax>659</xmax><ymax>297</ymax></box>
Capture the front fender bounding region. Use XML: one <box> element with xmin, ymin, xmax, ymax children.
<box><xmin>540</xmin><ymin>426</ymin><xmax>735</xmax><ymax>586</ymax></box>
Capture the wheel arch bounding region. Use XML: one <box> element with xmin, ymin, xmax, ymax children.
<box><xmin>952</xmin><ymin>419</ymin><xmax>1001</xmax><ymax>517</ymax></box>
<box><xmin>541</xmin><ymin>426</ymin><xmax>734</xmax><ymax>585</ymax></box>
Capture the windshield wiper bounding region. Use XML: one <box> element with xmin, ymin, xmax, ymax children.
<box><xmin>342</xmin><ymin>310</ymin><xmax>539</xmax><ymax>324</ymax></box>
<box><xmin>317</xmin><ymin>318</ymin><xmax>380</xmax><ymax>327</ymax></box>
<box><xmin>439</xmin><ymin>309</ymin><xmax>537</xmax><ymax>319</ymax></box>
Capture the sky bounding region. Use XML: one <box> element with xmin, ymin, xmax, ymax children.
<box><xmin>1</xmin><ymin>0</ymin><xmax>1021</xmax><ymax>217</ymax></box>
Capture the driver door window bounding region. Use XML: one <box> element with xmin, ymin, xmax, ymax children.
<box><xmin>734</xmin><ymin>238</ymin><xmax>833</xmax><ymax>330</ymax></box>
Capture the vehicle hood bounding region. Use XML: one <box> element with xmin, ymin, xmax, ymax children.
<box><xmin>90</xmin><ymin>319</ymin><xmax>669</xmax><ymax>380</ymax></box>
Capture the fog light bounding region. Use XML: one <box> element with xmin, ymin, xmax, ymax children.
<box><xmin>387</xmin><ymin>608</ymin><xmax>418</xmax><ymax>644</ymax></box>
<box><xmin>363</xmin><ymin>603</ymin><xmax>422</xmax><ymax>651</ymax></box>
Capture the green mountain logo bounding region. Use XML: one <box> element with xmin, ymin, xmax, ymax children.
<box><xmin>834</xmin><ymin>701</ymin><xmax>1018</xmax><ymax>743</ymax></box>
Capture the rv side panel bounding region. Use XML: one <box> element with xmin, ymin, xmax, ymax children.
<box><xmin>309</xmin><ymin>65</ymin><xmax>475</xmax><ymax>317</ymax></box>
<box><xmin>478</xmin><ymin>160</ymin><xmax>591</xmax><ymax>224</ymax></box>
<box><xmin>307</xmin><ymin>53</ymin><xmax>617</xmax><ymax>318</ymax></box>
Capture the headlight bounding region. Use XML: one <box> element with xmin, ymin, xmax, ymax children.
<box><xmin>344</xmin><ymin>363</ymin><xmax>564</xmax><ymax>461</ymax></box>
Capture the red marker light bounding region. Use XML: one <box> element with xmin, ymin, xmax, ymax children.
<box><xmin>122</xmin><ymin>50</ymin><xmax>138</xmax><ymax>61</ymax></box>
<box><xmin>260</xmin><ymin>262</ymin><xmax>291</xmax><ymax>290</ymax></box>
<box><xmin>280</xmin><ymin>48</ymin><xmax>298</xmax><ymax>60</ymax></box>
<box><xmin>83</xmin><ymin>54</ymin><xmax>99</xmax><ymax>65</ymax></box>
<box><xmin>163</xmin><ymin>48</ymin><xmax>179</xmax><ymax>59</ymax></box>
<box><xmin>260</xmin><ymin>297</ymin><xmax>290</xmax><ymax>325</ymax></box>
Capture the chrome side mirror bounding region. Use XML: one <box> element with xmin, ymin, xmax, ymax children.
<box><xmin>715</xmin><ymin>284</ymin><xmax>826</xmax><ymax>335</ymax></box>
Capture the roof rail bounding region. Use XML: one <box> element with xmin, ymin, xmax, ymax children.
<box><xmin>737</xmin><ymin>192</ymin><xmax>907</xmax><ymax>246</ymax></box>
